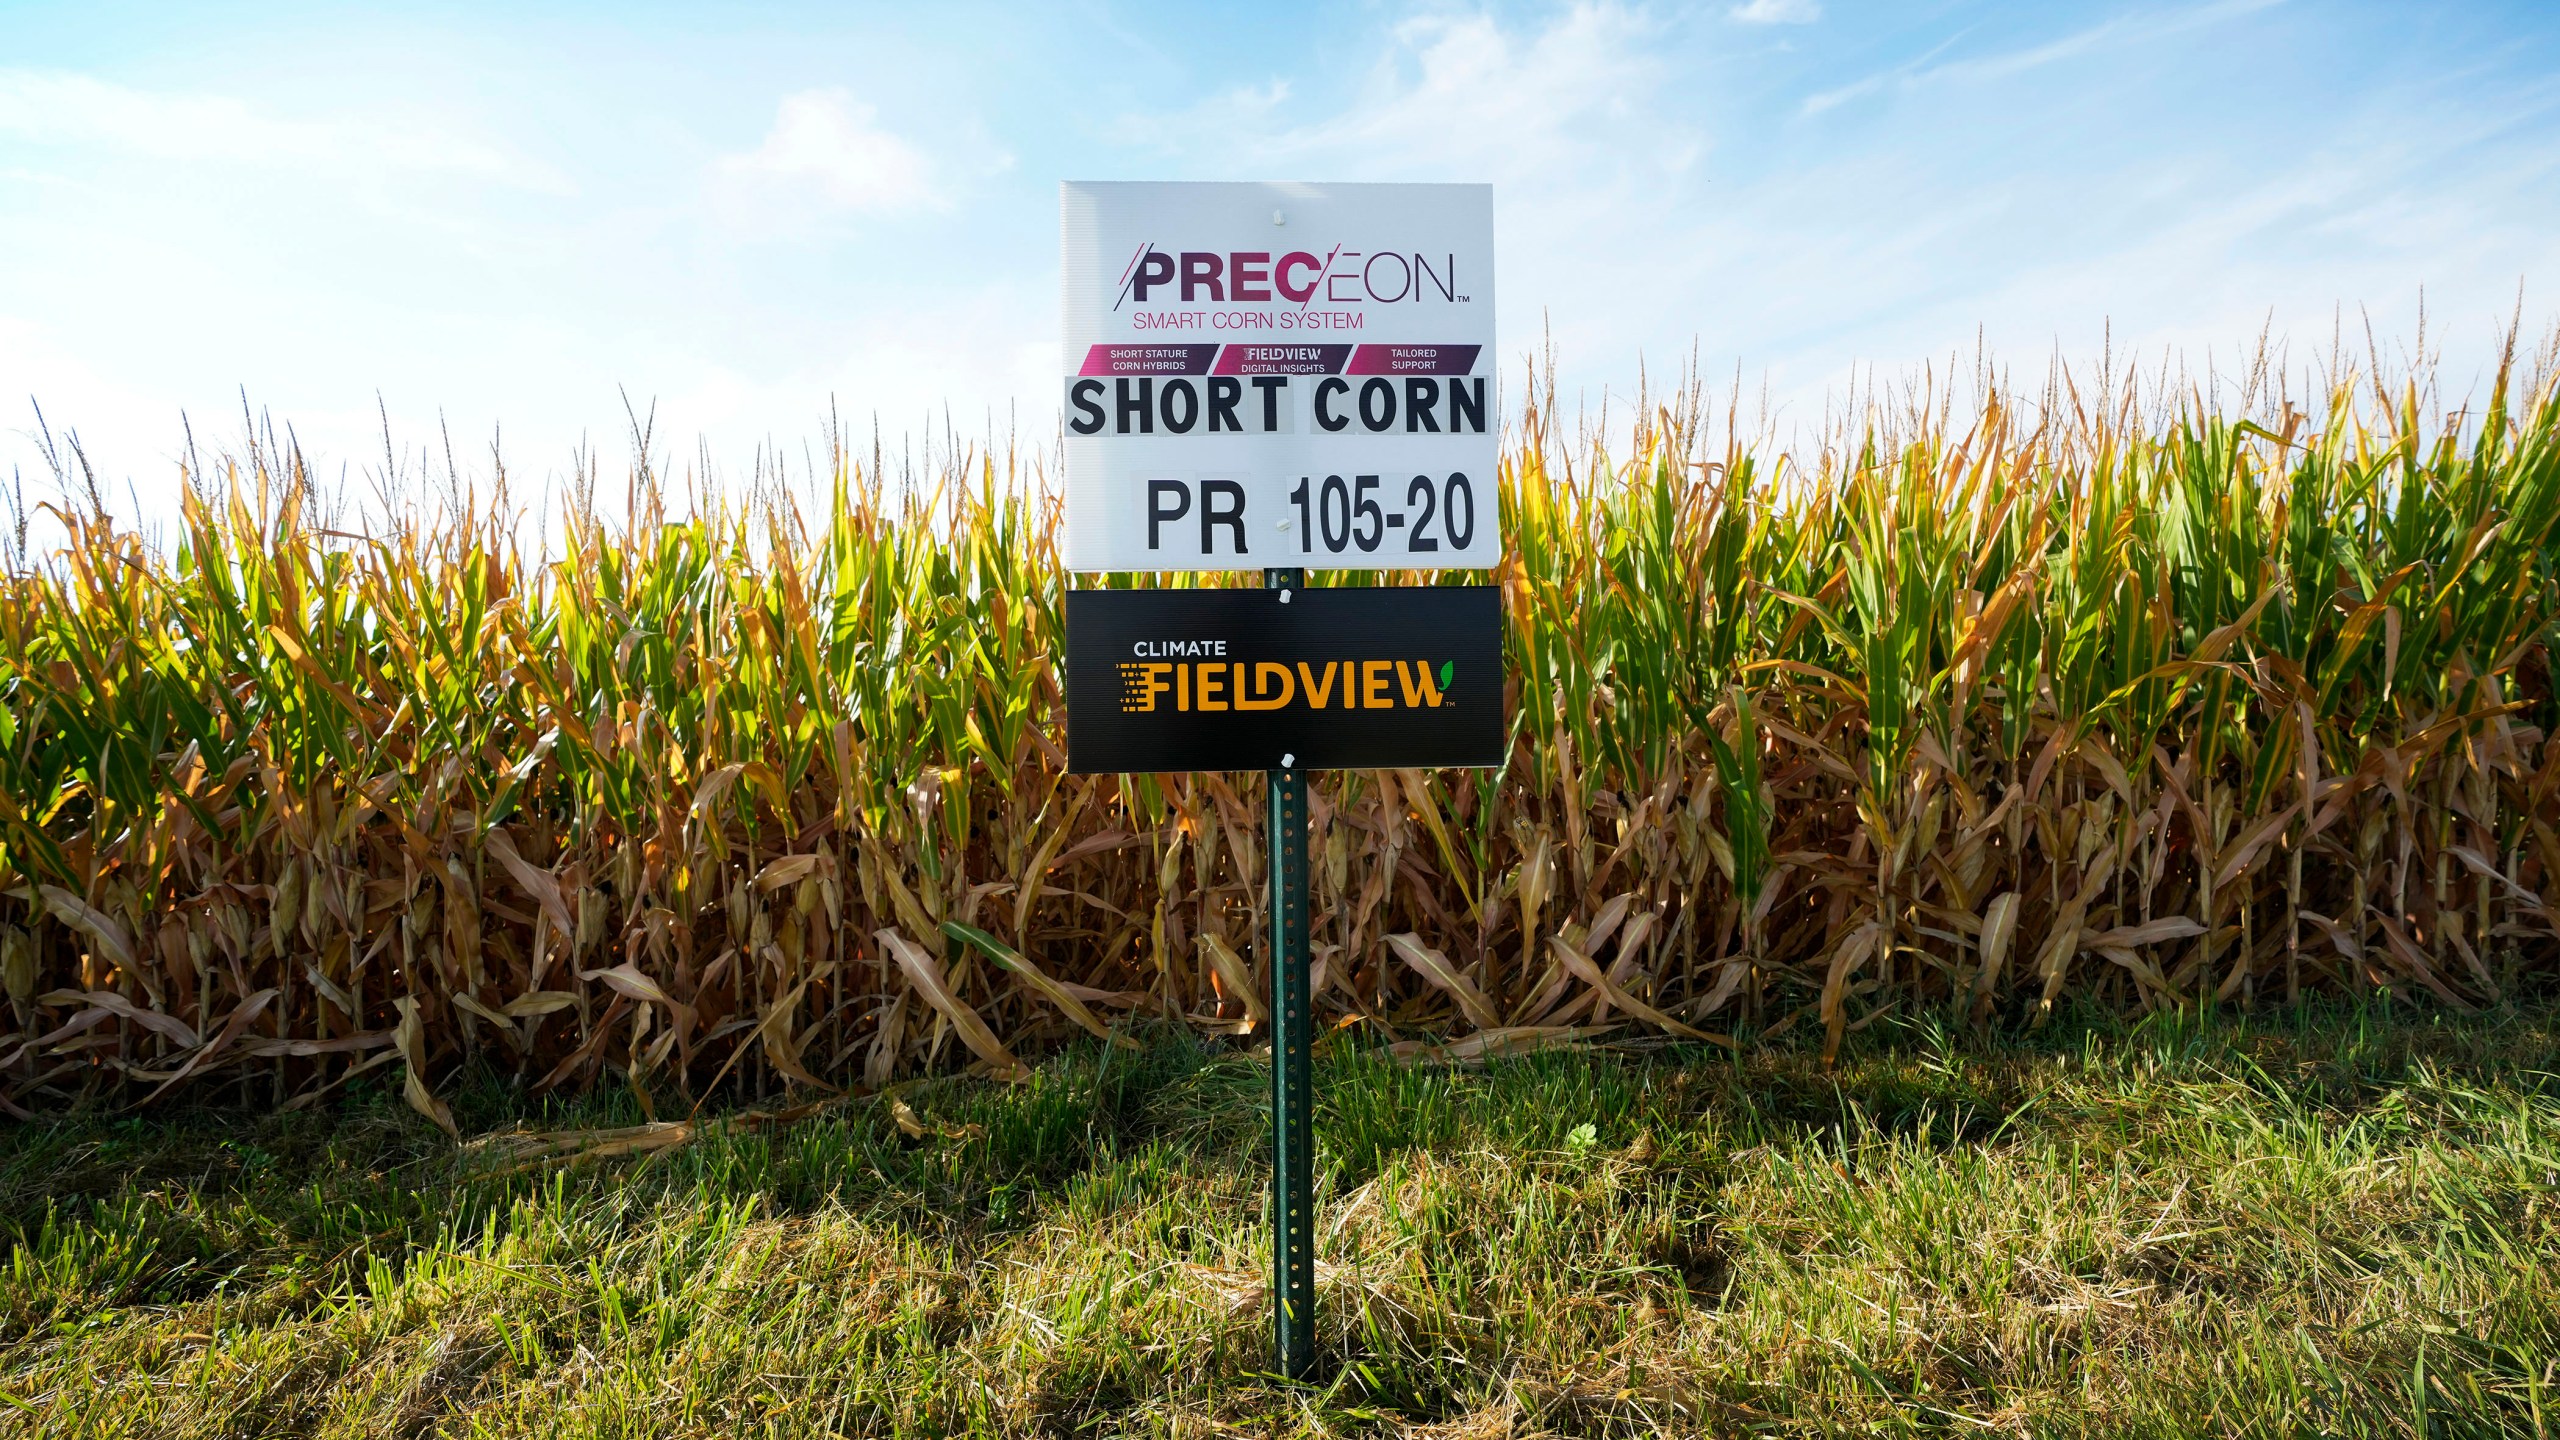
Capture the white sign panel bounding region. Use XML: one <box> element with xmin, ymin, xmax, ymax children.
<box><xmin>1061</xmin><ymin>181</ymin><xmax>1497</xmax><ymax>572</ymax></box>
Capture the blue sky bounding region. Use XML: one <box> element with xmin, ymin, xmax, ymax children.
<box><xmin>4</xmin><ymin>0</ymin><xmax>2557</xmax><ymax>516</ymax></box>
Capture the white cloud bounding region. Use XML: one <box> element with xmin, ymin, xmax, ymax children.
<box><xmin>1803</xmin><ymin>0</ymin><xmax>2281</xmax><ymax>115</ymax></box>
<box><xmin>1115</xmin><ymin>3</ymin><xmax>1703</xmax><ymax>393</ymax></box>
<box><xmin>0</xmin><ymin>69</ymin><xmax>558</xmax><ymax>187</ymax></box>
<box><xmin>1144</xmin><ymin>4</ymin><xmax>1688</xmax><ymax>197</ymax></box>
<box><xmin>719</xmin><ymin>89</ymin><xmax>944</xmax><ymax>213</ymax></box>
<box><xmin>1730</xmin><ymin>0</ymin><xmax>1822</xmax><ymax>24</ymax></box>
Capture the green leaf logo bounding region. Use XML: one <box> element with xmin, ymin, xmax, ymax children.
<box><xmin>1438</xmin><ymin>660</ymin><xmax>1455</xmax><ymax>692</ymax></box>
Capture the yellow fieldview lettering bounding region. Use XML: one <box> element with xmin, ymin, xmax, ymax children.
<box><xmin>1123</xmin><ymin>659</ymin><xmax>1450</xmax><ymax>713</ymax></box>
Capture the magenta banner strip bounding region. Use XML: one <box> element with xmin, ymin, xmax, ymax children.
<box><xmin>1211</xmin><ymin>344</ymin><xmax>1354</xmax><ymax>376</ymax></box>
<box><xmin>1342</xmin><ymin>344</ymin><xmax>1482</xmax><ymax>376</ymax></box>
<box><xmin>1078</xmin><ymin>343</ymin><xmax>1220</xmax><ymax>376</ymax></box>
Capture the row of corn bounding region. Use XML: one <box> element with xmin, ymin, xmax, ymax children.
<box><xmin>2</xmin><ymin>350</ymin><xmax>2556</xmax><ymax>1124</ymax></box>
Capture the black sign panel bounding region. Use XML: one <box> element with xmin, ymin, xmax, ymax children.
<box><xmin>1066</xmin><ymin>585</ymin><xmax>1503</xmax><ymax>774</ymax></box>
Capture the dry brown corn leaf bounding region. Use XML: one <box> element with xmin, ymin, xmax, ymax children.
<box><xmin>878</xmin><ymin>928</ymin><xmax>1030</xmax><ymax>1081</ymax></box>
<box><xmin>1387</xmin><ymin>933</ymin><xmax>1502</xmax><ymax>1031</ymax></box>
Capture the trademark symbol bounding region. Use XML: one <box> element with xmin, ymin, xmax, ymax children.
<box><xmin>1455</xmin><ymin>294</ymin><xmax>1472</xmax><ymax>302</ymax></box>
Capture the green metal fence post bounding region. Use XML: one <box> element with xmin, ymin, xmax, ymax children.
<box><xmin>1265</xmin><ymin>565</ymin><xmax>1315</xmax><ymax>1380</ymax></box>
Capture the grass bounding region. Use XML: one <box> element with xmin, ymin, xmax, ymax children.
<box><xmin>7</xmin><ymin>998</ymin><xmax>2560</xmax><ymax>1436</ymax></box>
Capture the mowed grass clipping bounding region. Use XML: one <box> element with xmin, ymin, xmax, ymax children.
<box><xmin>7</xmin><ymin>1000</ymin><xmax>2560</xmax><ymax>1436</ymax></box>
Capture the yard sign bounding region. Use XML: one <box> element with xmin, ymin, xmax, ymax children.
<box><xmin>1060</xmin><ymin>181</ymin><xmax>1501</xmax><ymax>1382</ymax></box>
<box><xmin>1061</xmin><ymin>181</ymin><xmax>1499</xmax><ymax>572</ymax></box>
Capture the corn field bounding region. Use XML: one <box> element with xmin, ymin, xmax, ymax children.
<box><xmin>3</xmin><ymin>342</ymin><xmax>2558</xmax><ymax>1127</ymax></box>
